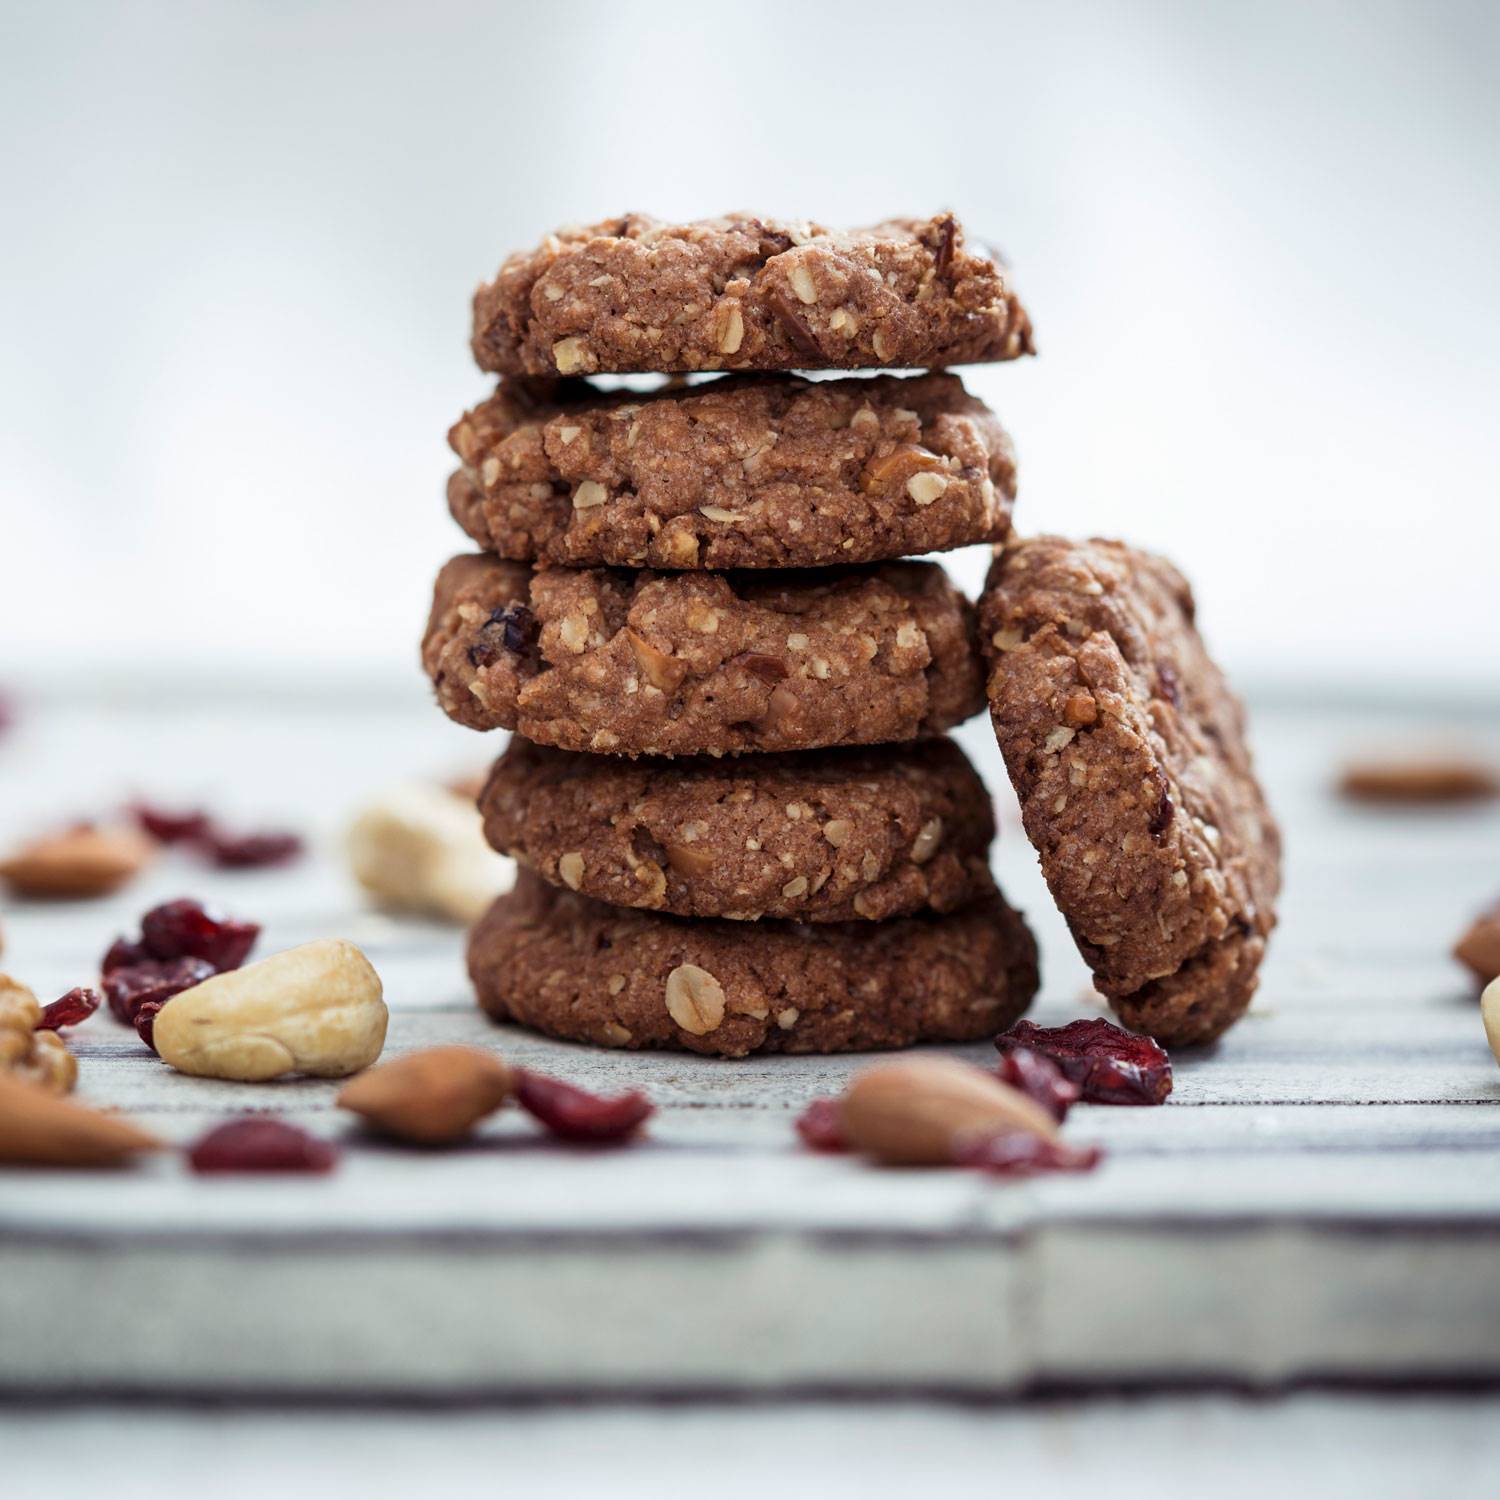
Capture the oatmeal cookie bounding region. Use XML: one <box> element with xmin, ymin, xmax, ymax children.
<box><xmin>478</xmin><ymin>736</ymin><xmax>994</xmax><ymax>922</ymax></box>
<box><xmin>467</xmin><ymin>871</ymin><xmax>1037</xmax><ymax>1058</ymax></box>
<box><xmin>447</xmin><ymin>371</ymin><xmax>1015</xmax><ymax>569</ymax></box>
<box><xmin>980</xmin><ymin>536</ymin><xmax>1281</xmax><ymax>1046</ymax></box>
<box><xmin>423</xmin><ymin>554</ymin><xmax>984</xmax><ymax>756</ymax></box>
<box><xmin>471</xmin><ymin>213</ymin><xmax>1034</xmax><ymax>376</ymax></box>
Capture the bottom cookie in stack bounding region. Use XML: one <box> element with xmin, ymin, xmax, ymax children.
<box><xmin>468</xmin><ymin>870</ymin><xmax>1039</xmax><ymax>1059</ymax></box>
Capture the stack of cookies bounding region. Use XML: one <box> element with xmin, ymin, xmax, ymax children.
<box><xmin>423</xmin><ymin>213</ymin><xmax>1042</xmax><ymax>1057</ymax></box>
<box><xmin>424</xmin><ymin>211</ymin><xmax>1282</xmax><ymax>1057</ymax></box>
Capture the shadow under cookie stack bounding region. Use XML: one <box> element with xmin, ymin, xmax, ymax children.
<box><xmin>425</xmin><ymin>212</ymin><xmax>1281</xmax><ymax>1057</ymax></box>
<box><xmin>424</xmin><ymin>213</ymin><xmax>1042</xmax><ymax>1057</ymax></box>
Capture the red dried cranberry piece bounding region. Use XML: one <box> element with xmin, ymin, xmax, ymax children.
<box><xmin>140</xmin><ymin>898</ymin><xmax>259</xmax><ymax>971</ymax></box>
<box><xmin>35</xmin><ymin>987</ymin><xmax>102</xmax><ymax>1031</ymax></box>
<box><xmin>133</xmin><ymin>1000</ymin><xmax>164</xmax><ymax>1053</ymax></box>
<box><xmin>996</xmin><ymin>1018</ymin><xmax>1173</xmax><ymax>1105</ymax></box>
<box><xmin>1156</xmin><ymin>662</ymin><xmax>1181</xmax><ymax>707</ymax></box>
<box><xmin>468</xmin><ymin>604</ymin><xmax>540</xmax><ymax>669</ymax></box>
<box><xmin>187</xmin><ymin>1118</ymin><xmax>339</xmax><ymax>1174</ymax></box>
<box><xmin>131</xmin><ymin>802</ymin><xmax>212</xmax><ymax>844</ymax></box>
<box><xmin>995</xmin><ymin>1047</ymin><xmax>1080</xmax><ymax>1123</ymax></box>
<box><xmin>952</xmin><ymin>1130</ymin><xmax>1103</xmax><ymax>1178</ymax></box>
<box><xmin>200</xmin><ymin>829</ymin><xmax>304</xmax><ymax>870</ymax></box>
<box><xmin>103</xmin><ymin>956</ymin><xmax>215</xmax><ymax>1025</ymax></box>
<box><xmin>514</xmin><ymin>1070</ymin><xmax>653</xmax><ymax>1143</ymax></box>
<box><xmin>794</xmin><ymin>1097</ymin><xmax>849</xmax><ymax>1153</ymax></box>
<box><xmin>102</xmin><ymin>936</ymin><xmax>150</xmax><ymax>975</ymax></box>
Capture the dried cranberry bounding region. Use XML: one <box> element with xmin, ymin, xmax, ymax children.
<box><xmin>996</xmin><ymin>1018</ymin><xmax>1173</xmax><ymax>1105</ymax></box>
<box><xmin>133</xmin><ymin>1000</ymin><xmax>163</xmax><ymax>1053</ymax></box>
<box><xmin>952</xmin><ymin>1130</ymin><xmax>1103</xmax><ymax>1178</ymax></box>
<box><xmin>995</xmin><ymin>1047</ymin><xmax>1080</xmax><ymax>1123</ymax></box>
<box><xmin>131</xmin><ymin>802</ymin><xmax>212</xmax><ymax>844</ymax></box>
<box><xmin>35</xmin><ymin>987</ymin><xmax>102</xmax><ymax>1031</ymax></box>
<box><xmin>1155</xmin><ymin>663</ymin><xmax>1181</xmax><ymax>707</ymax></box>
<box><xmin>1146</xmin><ymin>768</ymin><xmax>1174</xmax><ymax>842</ymax></box>
<box><xmin>794</xmin><ymin>1097</ymin><xmax>849</xmax><ymax>1153</ymax></box>
<box><xmin>187</xmin><ymin>1118</ymin><xmax>339</xmax><ymax>1175</ymax></box>
<box><xmin>101</xmin><ymin>936</ymin><xmax>150</xmax><ymax>975</ymax></box>
<box><xmin>139</xmin><ymin>898</ymin><xmax>260</xmax><ymax>970</ymax></box>
<box><xmin>469</xmin><ymin>604</ymin><xmax>539</xmax><ymax>669</ymax></box>
<box><xmin>103</xmin><ymin>957</ymin><xmax>215</xmax><ymax>1025</ymax></box>
<box><xmin>768</xmin><ymin>288</ymin><xmax>823</xmax><ymax>358</ymax></box>
<box><xmin>733</xmin><ymin>652</ymin><xmax>790</xmax><ymax>684</ymax></box>
<box><xmin>931</xmin><ymin>212</ymin><xmax>957</xmax><ymax>277</ymax></box>
<box><xmin>199</xmin><ymin>829</ymin><xmax>304</xmax><ymax>870</ymax></box>
<box><xmin>514</xmin><ymin>1070</ymin><xmax>653</xmax><ymax>1143</ymax></box>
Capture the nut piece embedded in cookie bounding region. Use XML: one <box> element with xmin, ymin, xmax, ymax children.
<box><xmin>466</xmin><ymin>871</ymin><xmax>1038</xmax><ymax>1058</ymax></box>
<box><xmin>471</xmin><ymin>213</ymin><xmax>1034</xmax><ymax>376</ymax></box>
<box><xmin>664</xmin><ymin>963</ymin><xmax>727</xmax><ymax>1035</ymax></box>
<box><xmin>152</xmin><ymin>939</ymin><xmax>388</xmax><ymax>1081</ymax></box>
<box><xmin>979</xmin><ymin>535</ymin><xmax>1281</xmax><ymax>1046</ymax></box>
<box><xmin>446</xmin><ymin>372</ymin><xmax>1017</xmax><ymax>571</ymax></box>
<box><xmin>423</xmin><ymin>553</ymin><xmax>985</xmax><ymax>756</ymax></box>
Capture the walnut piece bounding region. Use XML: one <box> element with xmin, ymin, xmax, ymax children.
<box><xmin>0</xmin><ymin>974</ymin><xmax>77</xmax><ymax>1095</ymax></box>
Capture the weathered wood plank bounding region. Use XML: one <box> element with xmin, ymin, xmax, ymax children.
<box><xmin>1</xmin><ymin>690</ymin><xmax>1498</xmax><ymax>1393</ymax></box>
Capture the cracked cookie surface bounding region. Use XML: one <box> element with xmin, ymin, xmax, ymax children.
<box><xmin>468</xmin><ymin>871</ymin><xmax>1037</xmax><ymax>1058</ymax></box>
<box><xmin>471</xmin><ymin>213</ymin><xmax>1034</xmax><ymax>376</ymax></box>
<box><xmin>423</xmin><ymin>553</ymin><xmax>984</xmax><ymax>756</ymax></box>
<box><xmin>448</xmin><ymin>372</ymin><xmax>1015</xmax><ymax>570</ymax></box>
<box><xmin>479</xmin><ymin>736</ymin><xmax>994</xmax><ymax>922</ymax></box>
<box><xmin>980</xmin><ymin>536</ymin><xmax>1280</xmax><ymax>1046</ymax></box>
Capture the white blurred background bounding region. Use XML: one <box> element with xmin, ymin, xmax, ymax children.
<box><xmin>2</xmin><ymin>0</ymin><xmax>1497</xmax><ymax>695</ymax></box>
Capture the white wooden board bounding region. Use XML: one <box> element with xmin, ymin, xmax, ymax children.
<box><xmin>1</xmin><ymin>681</ymin><xmax>1498</xmax><ymax>1396</ymax></box>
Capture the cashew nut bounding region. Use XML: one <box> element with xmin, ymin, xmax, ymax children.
<box><xmin>348</xmin><ymin>782</ymin><xmax>515</xmax><ymax>924</ymax></box>
<box><xmin>153</xmin><ymin>939</ymin><xmax>387</xmax><ymax>1081</ymax></box>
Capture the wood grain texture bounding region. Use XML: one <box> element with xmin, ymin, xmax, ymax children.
<box><xmin>0</xmin><ymin>687</ymin><xmax>1497</xmax><ymax>1395</ymax></box>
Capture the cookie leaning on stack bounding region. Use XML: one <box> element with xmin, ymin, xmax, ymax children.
<box><xmin>423</xmin><ymin>212</ymin><xmax>1039</xmax><ymax>1056</ymax></box>
<box><xmin>978</xmin><ymin>536</ymin><xmax>1281</xmax><ymax>1045</ymax></box>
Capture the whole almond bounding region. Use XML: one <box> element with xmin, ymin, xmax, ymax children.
<box><xmin>1455</xmin><ymin>905</ymin><xmax>1500</xmax><ymax>988</ymax></box>
<box><xmin>1339</xmin><ymin>756</ymin><xmax>1500</xmax><ymax>805</ymax></box>
<box><xmin>0</xmin><ymin>825</ymin><xmax>154</xmax><ymax>899</ymax></box>
<box><xmin>337</xmin><ymin>1045</ymin><xmax>514</xmax><ymax>1143</ymax></box>
<box><xmin>0</xmin><ymin>1073</ymin><xmax>162</xmax><ymax>1166</ymax></box>
<box><xmin>839</xmin><ymin>1055</ymin><xmax>1059</xmax><ymax>1166</ymax></box>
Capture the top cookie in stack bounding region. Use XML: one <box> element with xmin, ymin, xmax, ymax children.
<box><xmin>468</xmin><ymin>213</ymin><xmax>1033</xmax><ymax>377</ymax></box>
<box><xmin>424</xmin><ymin>213</ymin><xmax>1042</xmax><ymax>1058</ymax></box>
